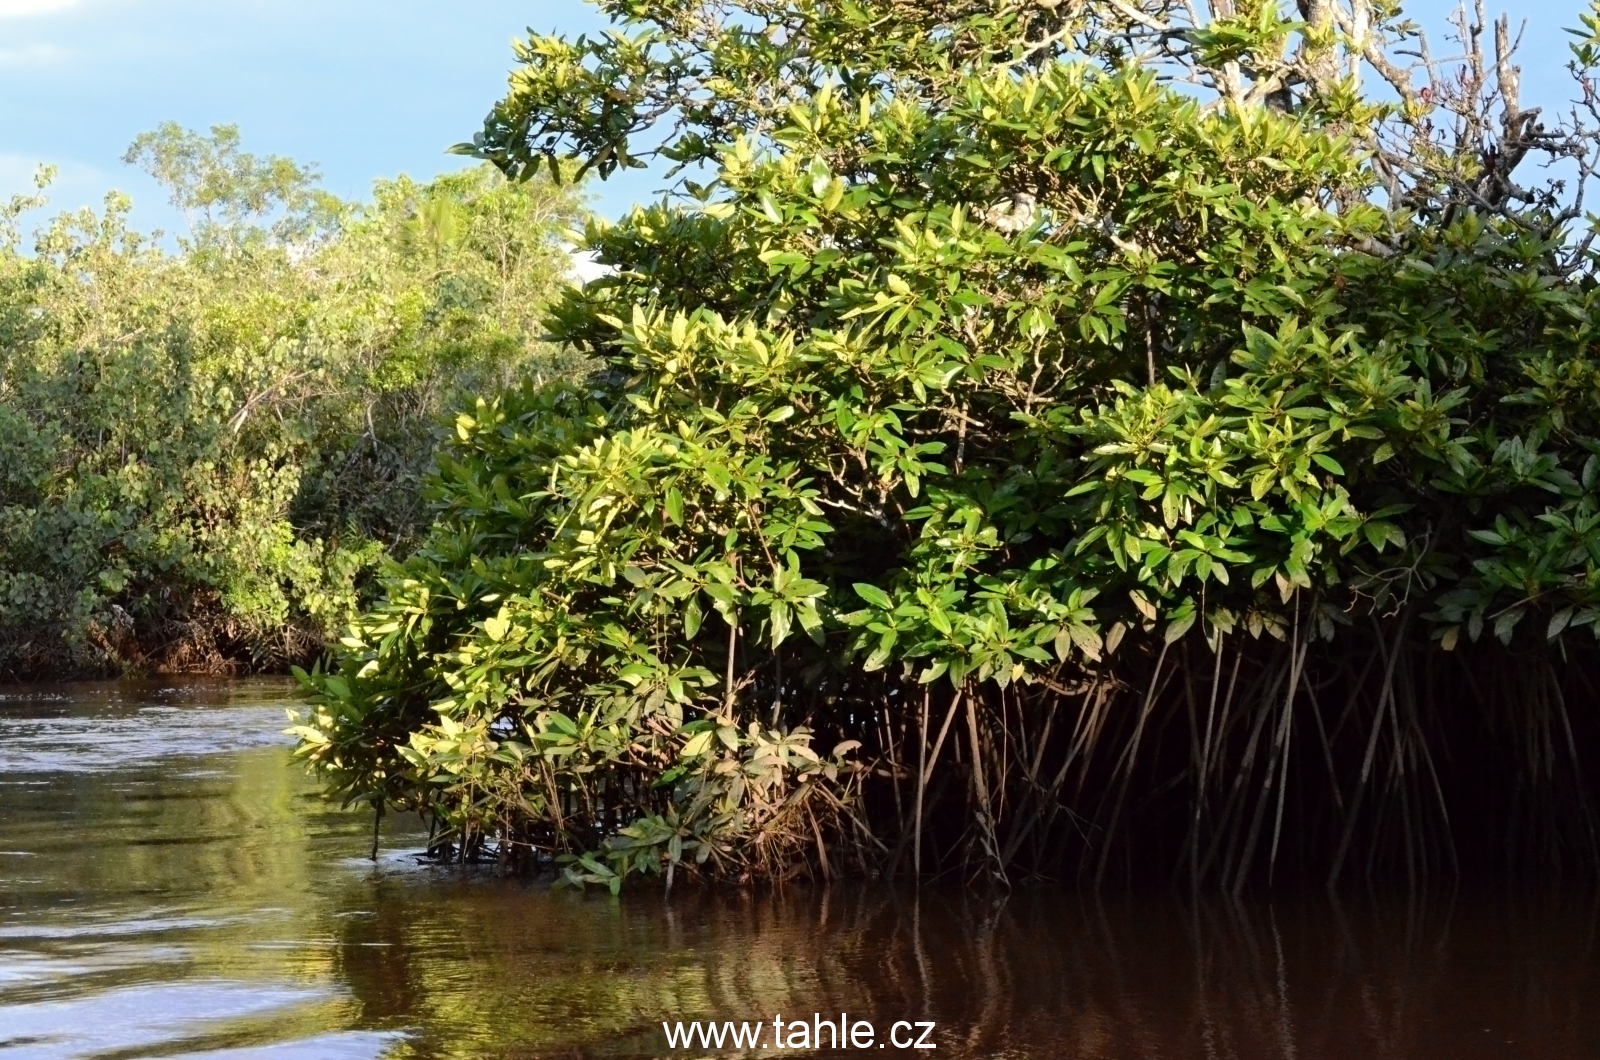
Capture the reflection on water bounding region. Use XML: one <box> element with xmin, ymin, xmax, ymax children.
<box><xmin>2</xmin><ymin>680</ymin><xmax>1599</xmax><ymax>1059</ymax></box>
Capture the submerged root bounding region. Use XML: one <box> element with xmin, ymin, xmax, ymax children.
<box><xmin>2</xmin><ymin>601</ymin><xmax>323</xmax><ymax>680</ymax></box>
<box><xmin>876</xmin><ymin>628</ymin><xmax>1600</xmax><ymax>889</ymax></box>
<box><xmin>325</xmin><ymin>626</ymin><xmax>1600</xmax><ymax>891</ymax></box>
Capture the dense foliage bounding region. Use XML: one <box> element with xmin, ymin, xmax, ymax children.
<box><xmin>0</xmin><ymin>127</ymin><xmax>585</xmax><ymax>676</ymax></box>
<box><xmin>296</xmin><ymin>0</ymin><xmax>1600</xmax><ymax>888</ymax></box>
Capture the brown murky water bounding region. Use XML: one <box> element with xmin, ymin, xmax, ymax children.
<box><xmin>2</xmin><ymin>679</ymin><xmax>1600</xmax><ymax>1059</ymax></box>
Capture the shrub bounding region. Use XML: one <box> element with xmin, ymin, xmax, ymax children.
<box><xmin>296</xmin><ymin>0</ymin><xmax>1600</xmax><ymax>888</ymax></box>
<box><xmin>0</xmin><ymin>129</ymin><xmax>585</xmax><ymax>676</ymax></box>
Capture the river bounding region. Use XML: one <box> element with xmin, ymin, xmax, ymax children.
<box><xmin>2</xmin><ymin>678</ymin><xmax>1599</xmax><ymax>1058</ymax></box>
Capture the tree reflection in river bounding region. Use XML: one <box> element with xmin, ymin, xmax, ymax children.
<box><xmin>1</xmin><ymin>680</ymin><xmax>1599</xmax><ymax>1059</ymax></box>
<box><xmin>327</xmin><ymin>876</ymin><xmax>1600</xmax><ymax>1060</ymax></box>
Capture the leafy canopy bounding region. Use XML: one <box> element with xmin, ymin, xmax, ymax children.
<box><xmin>0</xmin><ymin>128</ymin><xmax>586</xmax><ymax>676</ymax></box>
<box><xmin>296</xmin><ymin>0</ymin><xmax>1600</xmax><ymax>885</ymax></box>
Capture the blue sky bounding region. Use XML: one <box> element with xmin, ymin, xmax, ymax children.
<box><xmin>0</xmin><ymin>0</ymin><xmax>653</xmax><ymax>229</ymax></box>
<box><xmin>0</xmin><ymin>0</ymin><xmax>1585</xmax><ymax>233</ymax></box>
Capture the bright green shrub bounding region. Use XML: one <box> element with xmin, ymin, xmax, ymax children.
<box><xmin>0</xmin><ymin>132</ymin><xmax>585</xmax><ymax>676</ymax></box>
<box><xmin>296</xmin><ymin>0</ymin><xmax>1600</xmax><ymax>887</ymax></box>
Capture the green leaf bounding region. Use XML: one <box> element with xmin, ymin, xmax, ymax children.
<box><xmin>853</xmin><ymin>583</ymin><xmax>893</xmax><ymax>609</ymax></box>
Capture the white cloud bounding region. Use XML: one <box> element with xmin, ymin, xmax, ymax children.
<box><xmin>0</xmin><ymin>0</ymin><xmax>78</xmax><ymax>16</ymax></box>
<box><xmin>0</xmin><ymin>43</ymin><xmax>70</xmax><ymax>66</ymax></box>
<box><xmin>568</xmin><ymin>248</ymin><xmax>611</xmax><ymax>285</ymax></box>
<box><xmin>0</xmin><ymin>154</ymin><xmax>44</xmax><ymax>188</ymax></box>
<box><xmin>0</xmin><ymin>154</ymin><xmax>111</xmax><ymax>211</ymax></box>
